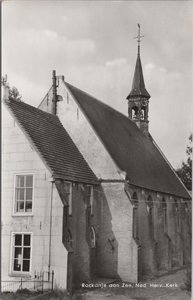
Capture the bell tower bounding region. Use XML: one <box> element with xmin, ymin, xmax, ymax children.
<box><xmin>127</xmin><ymin>24</ymin><xmax>151</xmax><ymax>136</ymax></box>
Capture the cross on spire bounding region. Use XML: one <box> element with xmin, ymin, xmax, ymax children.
<box><xmin>134</xmin><ymin>23</ymin><xmax>144</xmax><ymax>56</ymax></box>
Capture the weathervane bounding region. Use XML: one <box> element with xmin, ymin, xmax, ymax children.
<box><xmin>134</xmin><ymin>23</ymin><xmax>144</xmax><ymax>55</ymax></box>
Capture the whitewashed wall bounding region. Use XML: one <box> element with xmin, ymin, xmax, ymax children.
<box><xmin>39</xmin><ymin>80</ymin><xmax>138</xmax><ymax>282</ymax></box>
<box><xmin>2</xmin><ymin>103</ymin><xmax>68</xmax><ymax>290</ymax></box>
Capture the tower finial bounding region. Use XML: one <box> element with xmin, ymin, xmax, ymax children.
<box><xmin>134</xmin><ymin>23</ymin><xmax>144</xmax><ymax>56</ymax></box>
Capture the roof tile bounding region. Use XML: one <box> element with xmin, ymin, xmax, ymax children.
<box><xmin>65</xmin><ymin>81</ymin><xmax>190</xmax><ymax>199</ymax></box>
<box><xmin>5</xmin><ymin>99</ymin><xmax>98</xmax><ymax>185</ymax></box>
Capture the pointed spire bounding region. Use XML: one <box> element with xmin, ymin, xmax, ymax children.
<box><xmin>127</xmin><ymin>55</ymin><xmax>150</xmax><ymax>99</ymax></box>
<box><xmin>127</xmin><ymin>24</ymin><xmax>150</xmax><ymax>100</ymax></box>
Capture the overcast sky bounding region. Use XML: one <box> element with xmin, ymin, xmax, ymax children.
<box><xmin>2</xmin><ymin>1</ymin><xmax>192</xmax><ymax>168</ymax></box>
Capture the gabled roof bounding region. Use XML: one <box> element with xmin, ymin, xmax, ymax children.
<box><xmin>127</xmin><ymin>54</ymin><xmax>150</xmax><ymax>99</ymax></box>
<box><xmin>65</xmin><ymin>82</ymin><xmax>190</xmax><ymax>199</ymax></box>
<box><xmin>4</xmin><ymin>98</ymin><xmax>98</xmax><ymax>185</ymax></box>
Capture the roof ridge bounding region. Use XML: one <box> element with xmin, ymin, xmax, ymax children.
<box><xmin>65</xmin><ymin>81</ymin><xmax>137</xmax><ymax>128</ymax></box>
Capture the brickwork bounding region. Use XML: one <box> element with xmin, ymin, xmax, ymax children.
<box><xmin>39</xmin><ymin>80</ymin><xmax>138</xmax><ymax>282</ymax></box>
<box><xmin>38</xmin><ymin>78</ymin><xmax>191</xmax><ymax>284</ymax></box>
<box><xmin>126</xmin><ymin>184</ymin><xmax>191</xmax><ymax>280</ymax></box>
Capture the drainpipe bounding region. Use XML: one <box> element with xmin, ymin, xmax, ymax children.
<box><xmin>52</xmin><ymin>70</ymin><xmax>57</xmax><ymax>115</ymax></box>
<box><xmin>48</xmin><ymin>178</ymin><xmax>54</xmax><ymax>280</ymax></box>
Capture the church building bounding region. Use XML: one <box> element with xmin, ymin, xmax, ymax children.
<box><xmin>2</xmin><ymin>28</ymin><xmax>191</xmax><ymax>292</ymax></box>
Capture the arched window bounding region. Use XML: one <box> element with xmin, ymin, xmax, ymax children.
<box><xmin>63</xmin><ymin>228</ymin><xmax>73</xmax><ymax>252</ymax></box>
<box><xmin>90</xmin><ymin>226</ymin><xmax>96</xmax><ymax>248</ymax></box>
<box><xmin>131</xmin><ymin>106</ymin><xmax>139</xmax><ymax>120</ymax></box>
<box><xmin>66</xmin><ymin>229</ymin><xmax>73</xmax><ymax>249</ymax></box>
<box><xmin>132</xmin><ymin>192</ymin><xmax>139</xmax><ymax>240</ymax></box>
<box><xmin>162</xmin><ymin>198</ymin><xmax>167</xmax><ymax>233</ymax></box>
<box><xmin>147</xmin><ymin>196</ymin><xmax>154</xmax><ymax>239</ymax></box>
<box><xmin>174</xmin><ymin>199</ymin><xmax>180</xmax><ymax>232</ymax></box>
<box><xmin>184</xmin><ymin>202</ymin><xmax>191</xmax><ymax>232</ymax></box>
<box><xmin>141</xmin><ymin>106</ymin><xmax>146</xmax><ymax>120</ymax></box>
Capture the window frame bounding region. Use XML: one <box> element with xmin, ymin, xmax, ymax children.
<box><xmin>13</xmin><ymin>173</ymin><xmax>35</xmax><ymax>216</ymax></box>
<box><xmin>10</xmin><ymin>232</ymin><xmax>33</xmax><ymax>276</ymax></box>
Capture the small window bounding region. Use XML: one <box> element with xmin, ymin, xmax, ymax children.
<box><xmin>64</xmin><ymin>182</ymin><xmax>72</xmax><ymax>215</ymax></box>
<box><xmin>15</xmin><ymin>175</ymin><xmax>33</xmax><ymax>213</ymax></box>
<box><xmin>12</xmin><ymin>233</ymin><xmax>32</xmax><ymax>273</ymax></box>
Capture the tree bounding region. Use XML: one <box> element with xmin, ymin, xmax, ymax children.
<box><xmin>176</xmin><ymin>134</ymin><xmax>192</xmax><ymax>191</ymax></box>
<box><xmin>9</xmin><ymin>86</ymin><xmax>22</xmax><ymax>101</ymax></box>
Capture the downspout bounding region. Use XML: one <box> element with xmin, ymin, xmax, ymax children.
<box><xmin>48</xmin><ymin>178</ymin><xmax>54</xmax><ymax>280</ymax></box>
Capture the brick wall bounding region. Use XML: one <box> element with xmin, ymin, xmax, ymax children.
<box><xmin>126</xmin><ymin>184</ymin><xmax>191</xmax><ymax>280</ymax></box>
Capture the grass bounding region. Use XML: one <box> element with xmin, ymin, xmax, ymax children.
<box><xmin>1</xmin><ymin>289</ymin><xmax>80</xmax><ymax>300</ymax></box>
<box><xmin>1</xmin><ymin>289</ymin><xmax>41</xmax><ymax>299</ymax></box>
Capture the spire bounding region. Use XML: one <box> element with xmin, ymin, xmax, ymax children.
<box><xmin>126</xmin><ymin>24</ymin><xmax>151</xmax><ymax>136</ymax></box>
<box><xmin>127</xmin><ymin>24</ymin><xmax>150</xmax><ymax>100</ymax></box>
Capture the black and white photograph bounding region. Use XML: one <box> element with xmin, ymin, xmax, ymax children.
<box><xmin>1</xmin><ymin>1</ymin><xmax>192</xmax><ymax>300</ymax></box>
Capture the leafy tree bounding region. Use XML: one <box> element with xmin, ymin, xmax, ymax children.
<box><xmin>176</xmin><ymin>134</ymin><xmax>192</xmax><ymax>191</ymax></box>
<box><xmin>9</xmin><ymin>86</ymin><xmax>22</xmax><ymax>101</ymax></box>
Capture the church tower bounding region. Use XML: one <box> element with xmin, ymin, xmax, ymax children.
<box><xmin>127</xmin><ymin>24</ymin><xmax>151</xmax><ymax>136</ymax></box>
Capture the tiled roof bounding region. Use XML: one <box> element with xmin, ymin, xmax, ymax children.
<box><xmin>65</xmin><ymin>82</ymin><xmax>190</xmax><ymax>199</ymax></box>
<box><xmin>127</xmin><ymin>54</ymin><xmax>150</xmax><ymax>99</ymax></box>
<box><xmin>5</xmin><ymin>98</ymin><xmax>98</xmax><ymax>185</ymax></box>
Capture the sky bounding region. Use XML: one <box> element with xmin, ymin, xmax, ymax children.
<box><xmin>2</xmin><ymin>0</ymin><xmax>192</xmax><ymax>168</ymax></box>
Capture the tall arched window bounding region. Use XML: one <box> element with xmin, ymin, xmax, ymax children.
<box><xmin>174</xmin><ymin>199</ymin><xmax>180</xmax><ymax>232</ymax></box>
<box><xmin>132</xmin><ymin>192</ymin><xmax>139</xmax><ymax>240</ymax></box>
<box><xmin>184</xmin><ymin>202</ymin><xmax>191</xmax><ymax>232</ymax></box>
<box><xmin>147</xmin><ymin>196</ymin><xmax>154</xmax><ymax>239</ymax></box>
<box><xmin>162</xmin><ymin>198</ymin><xmax>167</xmax><ymax>233</ymax></box>
<box><xmin>90</xmin><ymin>226</ymin><xmax>96</xmax><ymax>248</ymax></box>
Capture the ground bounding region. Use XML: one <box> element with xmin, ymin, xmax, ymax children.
<box><xmin>1</xmin><ymin>269</ymin><xmax>191</xmax><ymax>300</ymax></box>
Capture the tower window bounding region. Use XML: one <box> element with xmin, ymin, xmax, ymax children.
<box><xmin>141</xmin><ymin>107</ymin><xmax>146</xmax><ymax>120</ymax></box>
<box><xmin>131</xmin><ymin>106</ymin><xmax>138</xmax><ymax>119</ymax></box>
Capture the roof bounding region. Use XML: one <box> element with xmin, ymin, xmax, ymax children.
<box><xmin>127</xmin><ymin>54</ymin><xmax>150</xmax><ymax>99</ymax></box>
<box><xmin>65</xmin><ymin>81</ymin><xmax>190</xmax><ymax>199</ymax></box>
<box><xmin>4</xmin><ymin>98</ymin><xmax>98</xmax><ymax>185</ymax></box>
